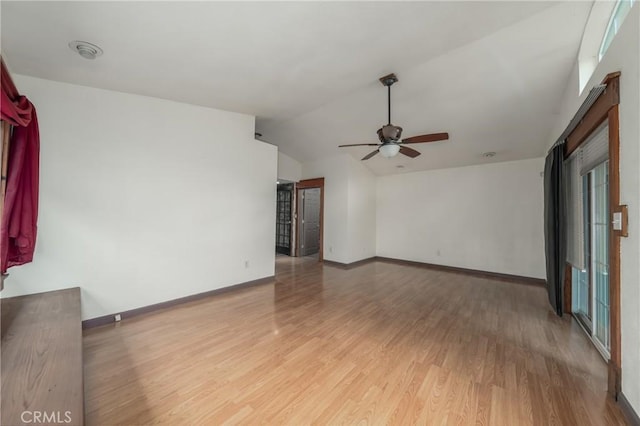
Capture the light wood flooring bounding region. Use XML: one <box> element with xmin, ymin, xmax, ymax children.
<box><xmin>83</xmin><ymin>257</ymin><xmax>628</xmax><ymax>425</ymax></box>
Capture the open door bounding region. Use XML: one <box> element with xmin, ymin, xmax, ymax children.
<box><xmin>295</xmin><ymin>178</ymin><xmax>324</xmax><ymax>262</ymax></box>
<box><xmin>298</xmin><ymin>187</ymin><xmax>321</xmax><ymax>257</ymax></box>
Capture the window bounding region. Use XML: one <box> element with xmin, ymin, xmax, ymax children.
<box><xmin>578</xmin><ymin>0</ymin><xmax>635</xmax><ymax>93</ymax></box>
<box><xmin>598</xmin><ymin>0</ymin><xmax>636</xmax><ymax>61</ymax></box>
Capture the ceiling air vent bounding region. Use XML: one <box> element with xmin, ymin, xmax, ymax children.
<box><xmin>68</xmin><ymin>41</ymin><xmax>103</xmax><ymax>60</ymax></box>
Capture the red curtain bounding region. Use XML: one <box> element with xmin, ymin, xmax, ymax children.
<box><xmin>1</xmin><ymin>57</ymin><xmax>40</xmax><ymax>273</ymax></box>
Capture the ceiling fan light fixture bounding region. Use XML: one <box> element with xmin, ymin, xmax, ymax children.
<box><xmin>379</xmin><ymin>143</ymin><xmax>401</xmax><ymax>158</ymax></box>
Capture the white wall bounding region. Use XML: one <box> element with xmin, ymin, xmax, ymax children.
<box><xmin>549</xmin><ymin>5</ymin><xmax>640</xmax><ymax>413</ymax></box>
<box><xmin>301</xmin><ymin>155</ymin><xmax>349</xmax><ymax>263</ymax></box>
<box><xmin>301</xmin><ymin>154</ymin><xmax>376</xmax><ymax>264</ymax></box>
<box><xmin>0</xmin><ymin>75</ymin><xmax>277</xmax><ymax>321</ymax></box>
<box><xmin>277</xmin><ymin>151</ymin><xmax>301</xmax><ymax>182</ymax></box>
<box><xmin>377</xmin><ymin>158</ymin><xmax>546</xmax><ymax>279</ymax></box>
<box><xmin>346</xmin><ymin>156</ymin><xmax>376</xmax><ymax>263</ymax></box>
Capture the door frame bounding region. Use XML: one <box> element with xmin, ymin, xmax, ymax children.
<box><xmin>563</xmin><ymin>72</ymin><xmax>622</xmax><ymax>398</ymax></box>
<box><xmin>295</xmin><ymin>177</ymin><xmax>324</xmax><ymax>262</ymax></box>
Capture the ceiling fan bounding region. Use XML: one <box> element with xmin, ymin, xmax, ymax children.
<box><xmin>339</xmin><ymin>73</ymin><xmax>449</xmax><ymax>160</ymax></box>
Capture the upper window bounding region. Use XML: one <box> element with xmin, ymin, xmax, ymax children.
<box><xmin>598</xmin><ymin>0</ymin><xmax>636</xmax><ymax>61</ymax></box>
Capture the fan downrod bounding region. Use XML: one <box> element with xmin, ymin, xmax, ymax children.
<box><xmin>379</xmin><ymin>73</ymin><xmax>398</xmax><ymax>126</ymax></box>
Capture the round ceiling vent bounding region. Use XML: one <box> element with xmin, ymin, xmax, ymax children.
<box><xmin>68</xmin><ymin>41</ymin><xmax>103</xmax><ymax>60</ymax></box>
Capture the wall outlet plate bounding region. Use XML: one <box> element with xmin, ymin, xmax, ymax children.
<box><xmin>114</xmin><ymin>314</ymin><xmax>122</xmax><ymax>322</ymax></box>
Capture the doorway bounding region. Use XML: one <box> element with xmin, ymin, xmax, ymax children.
<box><xmin>276</xmin><ymin>183</ymin><xmax>294</xmax><ymax>256</ymax></box>
<box><xmin>562</xmin><ymin>72</ymin><xmax>621</xmax><ymax>397</ymax></box>
<box><xmin>274</xmin><ymin>177</ymin><xmax>324</xmax><ymax>262</ymax></box>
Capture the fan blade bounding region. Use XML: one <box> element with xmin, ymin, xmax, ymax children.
<box><xmin>399</xmin><ymin>146</ymin><xmax>421</xmax><ymax>158</ymax></box>
<box><xmin>361</xmin><ymin>150</ymin><xmax>379</xmax><ymax>161</ymax></box>
<box><xmin>338</xmin><ymin>143</ymin><xmax>380</xmax><ymax>147</ymax></box>
<box><xmin>402</xmin><ymin>132</ymin><xmax>449</xmax><ymax>144</ymax></box>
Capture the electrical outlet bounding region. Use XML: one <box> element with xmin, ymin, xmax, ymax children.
<box><xmin>244</xmin><ymin>260</ymin><xmax>250</xmax><ymax>268</ymax></box>
<box><xmin>329</xmin><ymin>246</ymin><xmax>333</xmax><ymax>253</ymax></box>
<box><xmin>437</xmin><ymin>250</ymin><xmax>442</xmax><ymax>256</ymax></box>
<box><xmin>114</xmin><ymin>314</ymin><xmax>122</xmax><ymax>322</ymax></box>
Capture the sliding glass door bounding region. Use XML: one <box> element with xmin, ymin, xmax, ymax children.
<box><xmin>573</xmin><ymin>160</ymin><xmax>610</xmax><ymax>358</ymax></box>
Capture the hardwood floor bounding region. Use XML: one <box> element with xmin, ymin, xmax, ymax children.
<box><xmin>83</xmin><ymin>257</ymin><xmax>627</xmax><ymax>425</ymax></box>
<box><xmin>2</xmin><ymin>288</ymin><xmax>84</xmax><ymax>426</ymax></box>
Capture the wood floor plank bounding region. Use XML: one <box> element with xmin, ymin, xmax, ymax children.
<box><xmin>83</xmin><ymin>257</ymin><xmax>628</xmax><ymax>425</ymax></box>
<box><xmin>2</xmin><ymin>288</ymin><xmax>83</xmax><ymax>426</ymax></box>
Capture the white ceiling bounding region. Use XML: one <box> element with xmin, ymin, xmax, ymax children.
<box><xmin>1</xmin><ymin>1</ymin><xmax>592</xmax><ymax>175</ymax></box>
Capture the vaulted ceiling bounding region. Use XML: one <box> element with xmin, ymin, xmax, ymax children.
<box><xmin>1</xmin><ymin>1</ymin><xmax>592</xmax><ymax>175</ymax></box>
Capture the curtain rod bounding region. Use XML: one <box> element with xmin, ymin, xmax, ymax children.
<box><xmin>548</xmin><ymin>83</ymin><xmax>607</xmax><ymax>154</ymax></box>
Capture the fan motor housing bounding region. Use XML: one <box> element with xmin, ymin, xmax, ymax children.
<box><xmin>378</xmin><ymin>125</ymin><xmax>403</xmax><ymax>142</ymax></box>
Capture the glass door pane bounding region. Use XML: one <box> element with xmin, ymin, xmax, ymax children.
<box><xmin>592</xmin><ymin>161</ymin><xmax>610</xmax><ymax>352</ymax></box>
<box><xmin>572</xmin><ymin>266</ymin><xmax>589</xmax><ymax>320</ymax></box>
<box><xmin>574</xmin><ymin>174</ymin><xmax>592</xmax><ymax>330</ymax></box>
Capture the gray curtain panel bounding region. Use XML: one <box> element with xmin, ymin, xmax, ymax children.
<box><xmin>544</xmin><ymin>145</ymin><xmax>566</xmax><ymax>316</ymax></box>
